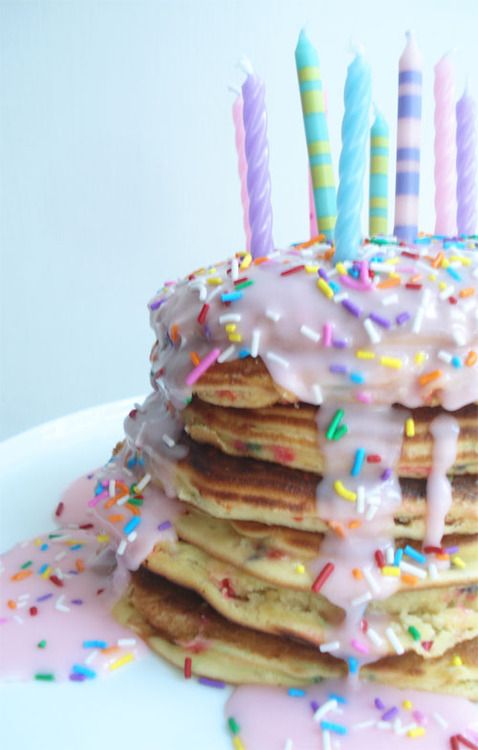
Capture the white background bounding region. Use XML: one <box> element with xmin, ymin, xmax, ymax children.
<box><xmin>1</xmin><ymin>0</ymin><xmax>477</xmax><ymax>440</ymax></box>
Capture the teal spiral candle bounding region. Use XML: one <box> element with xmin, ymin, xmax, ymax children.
<box><xmin>335</xmin><ymin>52</ymin><xmax>372</xmax><ymax>263</ymax></box>
<box><xmin>295</xmin><ymin>30</ymin><xmax>336</xmax><ymax>240</ymax></box>
<box><xmin>369</xmin><ymin>111</ymin><xmax>389</xmax><ymax>236</ymax></box>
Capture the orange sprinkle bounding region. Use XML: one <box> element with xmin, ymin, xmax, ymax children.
<box><xmin>107</xmin><ymin>513</ymin><xmax>124</xmax><ymax>523</ymax></box>
<box><xmin>459</xmin><ymin>287</ymin><xmax>475</xmax><ymax>298</ymax></box>
<box><xmin>253</xmin><ymin>256</ymin><xmax>271</xmax><ymax>265</ymax></box>
<box><xmin>125</xmin><ymin>503</ymin><xmax>141</xmax><ymax>516</ymax></box>
<box><xmin>352</xmin><ymin>568</ymin><xmax>363</xmax><ymax>580</ymax></box>
<box><xmin>419</xmin><ymin>370</ymin><xmax>442</xmax><ymax>387</ymax></box>
<box><xmin>408</xmin><ymin>274</ymin><xmax>422</xmax><ymax>284</ymax></box>
<box><xmin>7</xmin><ymin>600</ymin><xmax>17</xmax><ymax>610</ymax></box>
<box><xmin>377</xmin><ymin>277</ymin><xmax>401</xmax><ymax>289</ymax></box>
<box><xmin>10</xmin><ymin>570</ymin><xmax>33</xmax><ymax>582</ymax></box>
<box><xmin>431</xmin><ymin>251</ymin><xmax>445</xmax><ymax>268</ymax></box>
<box><xmin>465</xmin><ymin>350</ymin><xmax>477</xmax><ymax>367</ymax></box>
<box><xmin>348</xmin><ymin>520</ymin><xmax>362</xmax><ymax>529</ymax></box>
<box><xmin>401</xmin><ymin>573</ymin><xmax>418</xmax><ymax>586</ymax></box>
<box><xmin>328</xmin><ymin>521</ymin><xmax>346</xmax><ymax>539</ymax></box>
<box><xmin>296</xmin><ymin>235</ymin><xmax>324</xmax><ymax>249</ymax></box>
<box><xmin>101</xmin><ymin>645</ymin><xmax>121</xmax><ymax>655</ymax></box>
<box><xmin>170</xmin><ymin>324</ymin><xmax>180</xmax><ymax>343</ymax></box>
<box><xmin>75</xmin><ymin>558</ymin><xmax>85</xmax><ymax>573</ymax></box>
<box><xmin>436</xmin><ymin>553</ymin><xmax>450</xmax><ymax>561</ymax></box>
<box><xmin>190</xmin><ymin>352</ymin><xmax>200</xmax><ymax>367</ymax></box>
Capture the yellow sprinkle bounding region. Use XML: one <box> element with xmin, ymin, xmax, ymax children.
<box><xmin>207</xmin><ymin>277</ymin><xmax>223</xmax><ymax>286</ymax></box>
<box><xmin>305</xmin><ymin>264</ymin><xmax>319</xmax><ymax>274</ymax></box>
<box><xmin>295</xmin><ymin>564</ymin><xmax>305</xmax><ymax>574</ymax></box>
<box><xmin>405</xmin><ymin>418</ymin><xmax>415</xmax><ymax>438</ymax></box>
<box><xmin>441</xmin><ymin>258</ymin><xmax>450</xmax><ymax>269</ymax></box>
<box><xmin>388</xmin><ymin>271</ymin><xmax>401</xmax><ymax>279</ymax></box>
<box><xmin>356</xmin><ymin>350</ymin><xmax>375</xmax><ymax>360</ymax></box>
<box><xmin>428</xmin><ymin>273</ymin><xmax>437</xmax><ymax>281</ymax></box>
<box><xmin>438</xmin><ymin>281</ymin><xmax>447</xmax><ymax>291</ymax></box>
<box><xmin>40</xmin><ymin>566</ymin><xmax>52</xmax><ymax>579</ymax></box>
<box><xmin>449</xmin><ymin>255</ymin><xmax>471</xmax><ymax>266</ymax></box>
<box><xmin>452</xmin><ymin>655</ymin><xmax>463</xmax><ymax>667</ymax></box>
<box><xmin>387</xmin><ymin>257</ymin><xmax>400</xmax><ymax>265</ymax></box>
<box><xmin>96</xmin><ymin>534</ymin><xmax>110</xmax><ymax>544</ymax></box>
<box><xmin>225</xmin><ymin>323</ymin><xmax>237</xmax><ymax>333</ymax></box>
<box><xmin>380</xmin><ymin>356</ymin><xmax>403</xmax><ymax>369</ymax></box>
<box><xmin>333</xmin><ymin>480</ymin><xmax>357</xmax><ymax>502</ymax></box>
<box><xmin>381</xmin><ymin>566</ymin><xmax>400</xmax><ymax>577</ymax></box>
<box><xmin>34</xmin><ymin>538</ymin><xmax>43</xmax><ymax>547</ymax></box>
<box><xmin>414</xmin><ymin>352</ymin><xmax>427</xmax><ymax>365</ymax></box>
<box><xmin>240</xmin><ymin>253</ymin><xmax>252</xmax><ymax>270</ymax></box>
<box><xmin>108</xmin><ymin>653</ymin><xmax>134</xmax><ymax>671</ymax></box>
<box><xmin>228</xmin><ymin>333</ymin><xmax>242</xmax><ymax>343</ymax></box>
<box><xmin>232</xmin><ymin>738</ymin><xmax>246</xmax><ymax>750</ymax></box>
<box><xmin>408</xmin><ymin>727</ymin><xmax>426</xmax><ymax>738</ymax></box>
<box><xmin>402</xmin><ymin>700</ymin><xmax>413</xmax><ymax>710</ymax></box>
<box><xmin>452</xmin><ymin>555</ymin><xmax>466</xmax><ymax>569</ymax></box>
<box><xmin>335</xmin><ymin>262</ymin><xmax>347</xmax><ymax>275</ymax></box>
<box><xmin>317</xmin><ymin>277</ymin><xmax>334</xmax><ymax>299</ymax></box>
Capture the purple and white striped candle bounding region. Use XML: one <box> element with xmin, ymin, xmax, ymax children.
<box><xmin>394</xmin><ymin>32</ymin><xmax>423</xmax><ymax>243</ymax></box>
<box><xmin>456</xmin><ymin>85</ymin><xmax>477</xmax><ymax>236</ymax></box>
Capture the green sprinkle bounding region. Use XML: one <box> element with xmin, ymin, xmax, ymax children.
<box><xmin>127</xmin><ymin>498</ymin><xmax>143</xmax><ymax>506</ymax></box>
<box><xmin>331</xmin><ymin>424</ymin><xmax>348</xmax><ymax>441</ymax></box>
<box><xmin>37</xmin><ymin>640</ymin><xmax>47</xmax><ymax>649</ymax></box>
<box><xmin>326</xmin><ymin>409</ymin><xmax>345</xmax><ymax>440</ymax></box>
<box><xmin>246</xmin><ymin>442</ymin><xmax>261</xmax><ymax>452</ymax></box>
<box><xmin>228</xmin><ymin>717</ymin><xmax>240</xmax><ymax>735</ymax></box>
<box><xmin>408</xmin><ymin>626</ymin><xmax>421</xmax><ymax>641</ymax></box>
<box><xmin>48</xmin><ymin>533</ymin><xmax>63</xmax><ymax>539</ymax></box>
<box><xmin>35</xmin><ymin>672</ymin><xmax>54</xmax><ymax>681</ymax></box>
<box><xmin>235</xmin><ymin>280</ymin><xmax>254</xmax><ymax>291</ymax></box>
<box><xmin>20</xmin><ymin>560</ymin><xmax>33</xmax><ymax>569</ymax></box>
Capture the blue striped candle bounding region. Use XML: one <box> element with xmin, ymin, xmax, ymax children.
<box><xmin>369</xmin><ymin>111</ymin><xmax>389</xmax><ymax>235</ymax></box>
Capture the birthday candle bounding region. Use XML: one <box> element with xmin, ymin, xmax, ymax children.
<box><xmin>295</xmin><ymin>30</ymin><xmax>336</xmax><ymax>240</ymax></box>
<box><xmin>242</xmin><ymin>69</ymin><xmax>274</xmax><ymax>259</ymax></box>
<box><xmin>231</xmin><ymin>92</ymin><xmax>251</xmax><ymax>250</ymax></box>
<box><xmin>308</xmin><ymin>167</ymin><xmax>318</xmax><ymax>239</ymax></box>
<box><xmin>334</xmin><ymin>51</ymin><xmax>372</xmax><ymax>263</ymax></box>
<box><xmin>394</xmin><ymin>32</ymin><xmax>422</xmax><ymax>243</ymax></box>
<box><xmin>369</xmin><ymin>110</ymin><xmax>389</xmax><ymax>236</ymax></box>
<box><xmin>456</xmin><ymin>85</ymin><xmax>476</xmax><ymax>236</ymax></box>
<box><xmin>434</xmin><ymin>53</ymin><xmax>457</xmax><ymax>236</ymax></box>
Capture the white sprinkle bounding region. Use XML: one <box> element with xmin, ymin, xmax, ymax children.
<box><xmin>219</xmin><ymin>313</ymin><xmax>241</xmax><ymax>324</ymax></box>
<box><xmin>136</xmin><ymin>473</ymin><xmax>152</xmax><ymax>492</ymax></box>
<box><xmin>198</xmin><ymin>285</ymin><xmax>207</xmax><ymax>301</ymax></box>
<box><xmin>13</xmin><ymin>615</ymin><xmax>24</xmax><ymax>625</ymax></box>
<box><xmin>250</xmin><ymin>328</ymin><xmax>261</xmax><ymax>358</ymax></box>
<box><xmin>352</xmin><ymin>719</ymin><xmax>377</xmax><ymax>730</ymax></box>
<box><xmin>117</xmin><ymin>540</ymin><xmax>127</xmax><ymax>556</ymax></box>
<box><xmin>218</xmin><ymin>345</ymin><xmax>236</xmax><ymax>363</ymax></box>
<box><xmin>369</xmin><ymin>262</ymin><xmax>395</xmax><ymax>272</ymax></box>
<box><xmin>55</xmin><ymin>595</ymin><xmax>70</xmax><ymax>612</ymax></box>
<box><xmin>207</xmin><ymin>286</ymin><xmax>222</xmax><ymax>304</ymax></box>
<box><xmin>432</xmin><ymin>711</ymin><xmax>448</xmax><ymax>729</ymax></box>
<box><xmin>440</xmin><ymin>285</ymin><xmax>455</xmax><ymax>301</ymax></box>
<box><xmin>117</xmin><ymin>495</ymin><xmax>129</xmax><ymax>506</ymax></box>
<box><xmin>356</xmin><ymin>485</ymin><xmax>365</xmax><ymax>514</ymax></box>
<box><xmin>266</xmin><ymin>351</ymin><xmax>290</xmax><ymax>368</ymax></box>
<box><xmin>351</xmin><ymin>591</ymin><xmax>372</xmax><ymax>607</ymax></box>
<box><xmin>313</xmin><ymin>699</ymin><xmax>338</xmax><ymax>722</ymax></box>
<box><xmin>452</xmin><ymin>328</ymin><xmax>467</xmax><ymax>346</ymax></box>
<box><xmin>162</xmin><ymin>434</ymin><xmax>176</xmax><ymax>448</ymax></box>
<box><xmin>385</xmin><ymin>546</ymin><xmax>395</xmax><ymax>564</ymax></box>
<box><xmin>386</xmin><ymin>626</ymin><xmax>405</xmax><ymax>655</ymax></box>
<box><xmin>319</xmin><ymin>641</ymin><xmax>341</xmax><ymax>654</ymax></box>
<box><xmin>377</xmin><ymin>721</ymin><xmax>393</xmax><ymax>730</ymax></box>
<box><xmin>127</xmin><ymin>531</ymin><xmax>138</xmax><ymax>543</ymax></box>
<box><xmin>412</xmin><ymin>306</ymin><xmax>425</xmax><ymax>334</ymax></box>
<box><xmin>333</xmin><ymin>291</ymin><xmax>349</xmax><ymax>303</ymax></box>
<box><xmin>438</xmin><ymin>350</ymin><xmax>453</xmax><ymax>364</ymax></box>
<box><xmin>18</xmin><ymin>593</ymin><xmax>30</xmax><ymax>600</ymax></box>
<box><xmin>312</xmin><ymin>383</ymin><xmax>323</xmax><ymax>405</ymax></box>
<box><xmin>365</xmin><ymin>504</ymin><xmax>378</xmax><ymax>521</ymax></box>
<box><xmin>366</xmin><ymin>627</ymin><xmax>384</xmax><ymax>648</ymax></box>
<box><xmin>109</xmin><ymin>479</ymin><xmax>116</xmax><ymax>497</ymax></box>
<box><xmin>231</xmin><ymin>257</ymin><xmax>239</xmax><ymax>281</ymax></box>
<box><xmin>428</xmin><ymin>562</ymin><xmax>439</xmax><ymax>581</ymax></box>
<box><xmin>300</xmin><ymin>324</ymin><xmax>321</xmax><ymax>343</ymax></box>
<box><xmin>265</xmin><ymin>309</ymin><xmax>281</xmax><ymax>322</ymax></box>
<box><xmin>283</xmin><ymin>740</ymin><xmax>293</xmax><ymax>750</ymax></box>
<box><xmin>54</xmin><ymin>550</ymin><xmax>67</xmax><ymax>562</ymax></box>
<box><xmin>54</xmin><ymin>567</ymin><xmax>64</xmax><ymax>580</ymax></box>
<box><xmin>393</xmin><ymin>718</ymin><xmax>402</xmax><ymax>734</ymax></box>
<box><xmin>85</xmin><ymin>650</ymin><xmax>99</xmax><ymax>664</ymax></box>
<box><xmin>364</xmin><ymin>318</ymin><xmax>381</xmax><ymax>344</ymax></box>
<box><xmin>321</xmin><ymin>729</ymin><xmax>331</xmax><ymax>750</ymax></box>
<box><xmin>363</xmin><ymin>567</ymin><xmax>381</xmax><ymax>595</ymax></box>
<box><xmin>400</xmin><ymin>560</ymin><xmax>427</xmax><ymax>579</ymax></box>
<box><xmin>382</xmin><ymin>293</ymin><xmax>399</xmax><ymax>306</ymax></box>
<box><xmin>397</xmin><ymin>722</ymin><xmax>418</xmax><ymax>736</ymax></box>
<box><xmin>117</xmin><ymin>638</ymin><xmax>137</xmax><ymax>647</ymax></box>
<box><xmin>17</xmin><ymin>600</ymin><xmax>28</xmax><ymax>609</ymax></box>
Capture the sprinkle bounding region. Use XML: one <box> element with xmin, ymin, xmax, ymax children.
<box><xmin>386</xmin><ymin>626</ymin><xmax>405</xmax><ymax>655</ymax></box>
<box><xmin>295</xmin><ymin>564</ymin><xmax>305</xmax><ymax>574</ymax></box>
<box><xmin>452</xmin><ymin>555</ymin><xmax>466</xmax><ymax>569</ymax></box>
<box><xmin>83</xmin><ymin>640</ymin><xmax>107</xmax><ymax>649</ymax></box>
<box><xmin>400</xmin><ymin>561</ymin><xmax>427</xmax><ymax>579</ymax></box>
<box><xmin>319</xmin><ymin>641</ymin><xmax>340</xmax><ymax>654</ymax></box>
<box><xmin>367</xmin><ymin>628</ymin><xmax>384</xmax><ymax>647</ymax></box>
<box><xmin>351</xmin><ymin>592</ymin><xmax>372</xmax><ymax>607</ymax></box>
<box><xmin>351</xmin><ymin>638</ymin><xmax>369</xmax><ymax>655</ymax></box>
<box><xmin>380</xmin><ymin>356</ymin><xmax>403</xmax><ymax>369</ymax></box>
<box><xmin>300</xmin><ymin>324</ymin><xmax>321</xmax><ymax>343</ymax></box>
<box><xmin>283</xmin><ymin>740</ymin><xmax>293</xmax><ymax>750</ymax></box>
<box><xmin>197</xmin><ymin>303</ymin><xmax>210</xmax><ymax>325</ymax></box>
<box><xmin>265</xmin><ymin>309</ymin><xmax>281</xmax><ymax>322</ymax></box>
<box><xmin>232</xmin><ymin>738</ymin><xmax>245</xmax><ymax>750</ymax></box>
<box><xmin>453</xmin><ymin>735</ymin><xmax>478</xmax><ymax>749</ymax></box>
<box><xmin>117</xmin><ymin>539</ymin><xmax>127</xmax><ymax>556</ymax></box>
<box><xmin>404</xmin><ymin>545</ymin><xmax>426</xmax><ymax>564</ymax></box>
<box><xmin>10</xmin><ymin>570</ymin><xmax>32</xmax><ymax>582</ymax></box>
<box><xmin>374</xmin><ymin>549</ymin><xmax>386</xmax><ymax>568</ymax></box>
<box><xmin>452</xmin><ymin>655</ymin><xmax>463</xmax><ymax>667</ymax></box>
<box><xmin>405</xmin><ymin>418</ymin><xmax>416</xmax><ymax>438</ymax></box>
<box><xmin>108</xmin><ymin>653</ymin><xmax>134</xmax><ymax>671</ymax></box>
<box><xmin>184</xmin><ymin>656</ymin><xmax>192</xmax><ymax>678</ymax></box>
<box><xmin>37</xmin><ymin>640</ymin><xmax>47</xmax><ymax>649</ymax></box>
<box><xmin>347</xmin><ymin>657</ymin><xmax>359</xmax><ymax>674</ymax></box>
<box><xmin>186</xmin><ymin>347</ymin><xmax>221</xmax><ymax>385</ymax></box>
<box><xmin>250</xmin><ymin>329</ymin><xmax>261</xmax><ymax>357</ymax></box>
<box><xmin>312</xmin><ymin>562</ymin><xmax>335</xmax><ymax>592</ymax></box>
<box><xmin>136</xmin><ymin>473</ymin><xmax>152</xmax><ymax>492</ymax></box>
<box><xmin>408</xmin><ymin>626</ymin><xmax>421</xmax><ymax>641</ymax></box>
<box><xmin>49</xmin><ymin>574</ymin><xmax>64</xmax><ymax>588</ymax></box>
<box><xmin>266</xmin><ymin>351</ymin><xmax>290</xmax><ymax>368</ymax></box>
<box><xmin>217</xmin><ymin>345</ymin><xmax>235</xmax><ymax>363</ymax></box>
<box><xmin>162</xmin><ymin>433</ymin><xmax>176</xmax><ymax>448</ymax></box>
<box><xmin>35</xmin><ymin>673</ymin><xmax>54</xmax><ymax>681</ymax></box>
<box><xmin>117</xmin><ymin>638</ymin><xmax>136</xmax><ymax>647</ymax></box>
<box><xmin>313</xmin><ymin>699</ymin><xmax>338</xmax><ymax>721</ymax></box>
<box><xmin>369</xmin><ymin>312</ymin><xmax>391</xmax><ymax>329</ymax></box>
<box><xmin>320</xmin><ymin>721</ymin><xmax>347</xmax><ymax>736</ymax></box>
<box><xmin>55</xmin><ymin>502</ymin><xmax>64</xmax><ymax>517</ymax></box>
<box><xmin>312</xmin><ymin>384</ymin><xmax>323</xmax><ymax>405</ymax></box>
<box><xmin>432</xmin><ymin>712</ymin><xmax>448</xmax><ymax>729</ymax></box>
<box><xmin>382</xmin><ymin>707</ymin><xmax>399</xmax><ymax>721</ymax></box>
<box><xmin>334</xmin><ymin>480</ymin><xmax>357</xmax><ymax>502</ymax></box>
<box><xmin>408</xmin><ymin>727</ymin><xmax>426</xmax><ymax>738</ymax></box>
<box><xmin>342</xmin><ymin>299</ymin><xmax>362</xmax><ymax>317</ymax></box>
<box><xmin>281</xmin><ymin>264</ymin><xmax>304</xmax><ymax>276</ymax></box>
<box><xmin>198</xmin><ymin>677</ymin><xmax>225</xmax><ymax>688</ymax></box>
<box><xmin>317</xmin><ymin>277</ymin><xmax>334</xmax><ymax>298</ymax></box>
<box><xmin>364</xmin><ymin>318</ymin><xmax>381</xmax><ymax>343</ymax></box>
<box><xmin>72</xmin><ymin>664</ymin><xmax>96</xmax><ymax>679</ymax></box>
<box><xmin>219</xmin><ymin>313</ymin><xmax>241</xmax><ymax>324</ymax></box>
<box><xmin>363</xmin><ymin>567</ymin><xmax>381</xmax><ymax>595</ymax></box>
<box><xmin>288</xmin><ymin>688</ymin><xmax>306</xmax><ymax>697</ymax></box>
<box><xmin>382</xmin><ymin>566</ymin><xmax>400</xmax><ymax>577</ymax></box>
<box><xmin>322</xmin><ymin>323</ymin><xmax>333</xmax><ymax>347</ymax></box>
<box><xmin>465</xmin><ymin>350</ymin><xmax>477</xmax><ymax>366</ymax></box>
<box><xmin>326</xmin><ymin>409</ymin><xmax>344</xmax><ymax>440</ymax></box>
<box><xmin>228</xmin><ymin>717</ymin><xmax>240</xmax><ymax>735</ymax></box>
<box><xmin>403</xmin><ymin>700</ymin><xmax>413</xmax><ymax>710</ymax></box>
<box><xmin>419</xmin><ymin>370</ymin><xmax>442</xmax><ymax>387</ymax></box>
<box><xmin>395</xmin><ymin>311</ymin><xmax>411</xmax><ymax>325</ymax></box>
<box><xmin>123</xmin><ymin>517</ymin><xmax>141</xmax><ymax>536</ymax></box>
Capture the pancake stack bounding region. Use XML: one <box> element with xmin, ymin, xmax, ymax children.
<box><xmin>115</xmin><ymin>238</ymin><xmax>478</xmax><ymax>699</ymax></box>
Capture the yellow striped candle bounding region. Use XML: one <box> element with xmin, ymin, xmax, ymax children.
<box><xmin>369</xmin><ymin>111</ymin><xmax>389</xmax><ymax>235</ymax></box>
<box><xmin>295</xmin><ymin>29</ymin><xmax>336</xmax><ymax>240</ymax></box>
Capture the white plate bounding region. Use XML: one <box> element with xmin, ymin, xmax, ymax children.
<box><xmin>0</xmin><ymin>398</ymin><xmax>231</xmax><ymax>750</ymax></box>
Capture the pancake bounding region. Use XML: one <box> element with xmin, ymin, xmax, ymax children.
<box><xmin>114</xmin><ymin>568</ymin><xmax>478</xmax><ymax>699</ymax></box>
<box><xmin>184</xmin><ymin>398</ymin><xmax>478</xmax><ymax>477</ymax></box>
<box><xmin>172</xmin><ymin>437</ymin><xmax>478</xmax><ymax>538</ymax></box>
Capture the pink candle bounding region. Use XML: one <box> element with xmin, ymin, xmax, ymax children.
<box><xmin>231</xmin><ymin>93</ymin><xmax>251</xmax><ymax>250</ymax></box>
<box><xmin>308</xmin><ymin>168</ymin><xmax>318</xmax><ymax>239</ymax></box>
<box><xmin>434</xmin><ymin>53</ymin><xmax>457</xmax><ymax>236</ymax></box>
<box><xmin>456</xmin><ymin>85</ymin><xmax>477</xmax><ymax>236</ymax></box>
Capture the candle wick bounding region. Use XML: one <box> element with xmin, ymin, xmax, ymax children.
<box><xmin>405</xmin><ymin>28</ymin><xmax>416</xmax><ymax>41</ymax></box>
<box><xmin>237</xmin><ymin>55</ymin><xmax>254</xmax><ymax>76</ymax></box>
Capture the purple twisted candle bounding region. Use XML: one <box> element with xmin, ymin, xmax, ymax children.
<box><xmin>242</xmin><ymin>71</ymin><xmax>274</xmax><ymax>258</ymax></box>
<box><xmin>456</xmin><ymin>86</ymin><xmax>477</xmax><ymax>236</ymax></box>
<box><xmin>434</xmin><ymin>54</ymin><xmax>457</xmax><ymax>236</ymax></box>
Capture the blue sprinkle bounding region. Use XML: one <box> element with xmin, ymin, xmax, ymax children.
<box><xmin>94</xmin><ymin>481</ymin><xmax>104</xmax><ymax>496</ymax></box>
<box><xmin>221</xmin><ymin>291</ymin><xmax>243</xmax><ymax>303</ymax></box>
<box><xmin>394</xmin><ymin>548</ymin><xmax>404</xmax><ymax>566</ymax></box>
<box><xmin>328</xmin><ymin>692</ymin><xmax>347</xmax><ymax>705</ymax></box>
<box><xmin>329</xmin><ymin>280</ymin><xmax>341</xmax><ymax>293</ymax></box>
<box><xmin>404</xmin><ymin>545</ymin><xmax>426</xmax><ymax>564</ymax></box>
<box><xmin>447</xmin><ymin>267</ymin><xmax>462</xmax><ymax>281</ymax></box>
<box><xmin>137</xmin><ymin>456</ymin><xmax>145</xmax><ymax>467</ymax></box>
<box><xmin>238</xmin><ymin>348</ymin><xmax>250</xmax><ymax>359</ymax></box>
<box><xmin>158</xmin><ymin>521</ymin><xmax>172</xmax><ymax>531</ymax></box>
<box><xmin>38</xmin><ymin>563</ymin><xmax>49</xmax><ymax>574</ymax></box>
<box><xmin>127</xmin><ymin>457</ymin><xmax>137</xmax><ymax>469</ymax></box>
<box><xmin>123</xmin><ymin>517</ymin><xmax>141</xmax><ymax>535</ymax></box>
<box><xmin>83</xmin><ymin>640</ymin><xmax>107</xmax><ymax>649</ymax></box>
<box><xmin>40</xmin><ymin>544</ymin><xmax>49</xmax><ymax>552</ymax></box>
<box><xmin>350</xmin><ymin>371</ymin><xmax>365</xmax><ymax>384</ymax></box>
<box><xmin>330</xmin><ymin>364</ymin><xmax>348</xmax><ymax>375</ymax></box>
<box><xmin>351</xmin><ymin>448</ymin><xmax>366</xmax><ymax>477</ymax></box>
<box><xmin>451</xmin><ymin>356</ymin><xmax>462</xmax><ymax>368</ymax></box>
<box><xmin>320</xmin><ymin>721</ymin><xmax>348</xmax><ymax>735</ymax></box>
<box><xmin>72</xmin><ymin>664</ymin><xmax>96</xmax><ymax>679</ymax></box>
<box><xmin>69</xmin><ymin>544</ymin><xmax>82</xmax><ymax>551</ymax></box>
<box><xmin>288</xmin><ymin>688</ymin><xmax>306</xmax><ymax>697</ymax></box>
<box><xmin>348</xmin><ymin>656</ymin><xmax>359</xmax><ymax>675</ymax></box>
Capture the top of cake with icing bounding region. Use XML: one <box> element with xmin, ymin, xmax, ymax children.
<box><xmin>147</xmin><ymin>236</ymin><xmax>478</xmax><ymax>412</ymax></box>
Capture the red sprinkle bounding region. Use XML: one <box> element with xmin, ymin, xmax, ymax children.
<box><xmin>49</xmin><ymin>575</ymin><xmax>63</xmax><ymax>588</ymax></box>
<box><xmin>29</xmin><ymin>606</ymin><xmax>38</xmax><ymax>616</ymax></box>
<box><xmin>449</xmin><ymin>296</ymin><xmax>458</xmax><ymax>305</ymax></box>
<box><xmin>220</xmin><ymin>578</ymin><xmax>236</xmax><ymax>598</ymax></box>
<box><xmin>55</xmin><ymin>502</ymin><xmax>64</xmax><ymax>517</ymax></box>
<box><xmin>424</xmin><ymin>545</ymin><xmax>444</xmax><ymax>555</ymax></box>
<box><xmin>311</xmin><ymin>562</ymin><xmax>335</xmax><ymax>593</ymax></box>
<box><xmin>401</xmin><ymin>250</ymin><xmax>419</xmax><ymax>259</ymax></box>
<box><xmin>280</xmin><ymin>264</ymin><xmax>305</xmax><ymax>277</ymax></box>
<box><xmin>367</xmin><ymin>454</ymin><xmax>382</xmax><ymax>463</ymax></box>
<box><xmin>197</xmin><ymin>303</ymin><xmax>210</xmax><ymax>325</ymax></box>
<box><xmin>374</xmin><ymin>550</ymin><xmax>386</xmax><ymax>568</ymax></box>
<box><xmin>421</xmin><ymin>640</ymin><xmax>434</xmax><ymax>652</ymax></box>
<box><xmin>456</xmin><ymin>735</ymin><xmax>478</xmax><ymax>750</ymax></box>
<box><xmin>450</xmin><ymin>738</ymin><xmax>460</xmax><ymax>750</ymax></box>
<box><xmin>234</xmin><ymin>276</ymin><xmax>249</xmax><ymax>286</ymax></box>
<box><xmin>360</xmin><ymin>618</ymin><xmax>369</xmax><ymax>633</ymax></box>
<box><xmin>184</xmin><ymin>656</ymin><xmax>192</xmax><ymax>679</ymax></box>
<box><xmin>405</xmin><ymin>283</ymin><xmax>422</xmax><ymax>290</ymax></box>
<box><xmin>79</xmin><ymin>523</ymin><xmax>94</xmax><ymax>530</ymax></box>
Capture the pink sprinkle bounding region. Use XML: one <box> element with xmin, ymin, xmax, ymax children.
<box><xmin>323</xmin><ymin>323</ymin><xmax>333</xmax><ymax>347</ymax></box>
<box><xmin>340</xmin><ymin>275</ymin><xmax>372</xmax><ymax>291</ymax></box>
<box><xmin>185</xmin><ymin>348</ymin><xmax>221</xmax><ymax>386</ymax></box>
<box><xmin>355</xmin><ymin>390</ymin><xmax>373</xmax><ymax>404</ymax></box>
<box><xmin>351</xmin><ymin>638</ymin><xmax>369</xmax><ymax>655</ymax></box>
<box><xmin>88</xmin><ymin>495</ymin><xmax>103</xmax><ymax>508</ymax></box>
